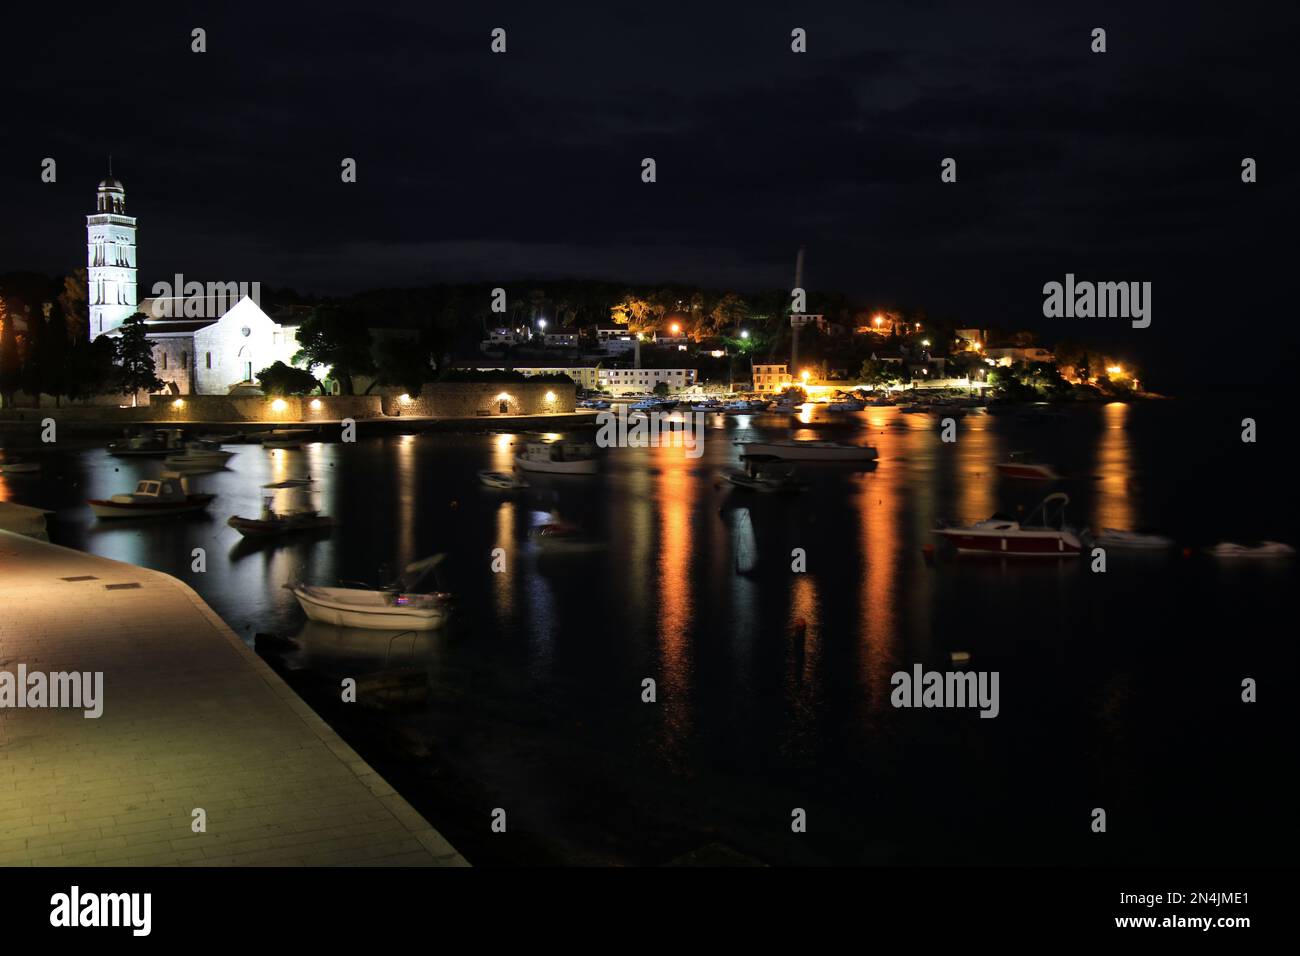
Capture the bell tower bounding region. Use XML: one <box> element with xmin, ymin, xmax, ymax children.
<box><xmin>87</xmin><ymin>167</ymin><xmax>138</xmax><ymax>339</ymax></box>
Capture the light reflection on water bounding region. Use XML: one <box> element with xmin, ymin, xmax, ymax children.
<box><xmin>2</xmin><ymin>402</ymin><xmax>1295</xmax><ymax>863</ymax></box>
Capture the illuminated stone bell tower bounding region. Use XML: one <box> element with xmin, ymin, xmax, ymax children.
<box><xmin>87</xmin><ymin>171</ymin><xmax>138</xmax><ymax>339</ymax></box>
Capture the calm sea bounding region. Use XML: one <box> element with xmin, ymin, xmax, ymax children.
<box><xmin>2</xmin><ymin>400</ymin><xmax>1295</xmax><ymax>865</ymax></box>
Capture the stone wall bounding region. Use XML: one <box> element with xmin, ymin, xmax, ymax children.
<box><xmin>143</xmin><ymin>394</ymin><xmax>383</xmax><ymax>422</ymax></box>
<box><xmin>380</xmin><ymin>381</ymin><xmax>575</xmax><ymax>417</ymax></box>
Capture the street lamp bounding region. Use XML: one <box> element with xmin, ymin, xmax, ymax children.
<box><xmin>740</xmin><ymin>330</ymin><xmax>749</xmax><ymax>339</ymax></box>
<box><xmin>538</xmin><ymin>319</ymin><xmax>547</xmax><ymax>331</ymax></box>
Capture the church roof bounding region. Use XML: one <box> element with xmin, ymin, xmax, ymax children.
<box><xmin>98</xmin><ymin>177</ymin><xmax>124</xmax><ymax>190</ymax></box>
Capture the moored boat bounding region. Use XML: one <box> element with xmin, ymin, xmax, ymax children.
<box><xmin>515</xmin><ymin>440</ymin><xmax>599</xmax><ymax>475</ymax></box>
<box><xmin>996</xmin><ymin>452</ymin><xmax>1059</xmax><ymax>481</ymax></box>
<box><xmin>1206</xmin><ymin>541</ymin><xmax>1295</xmax><ymax>559</ymax></box>
<box><xmin>935</xmin><ymin>492</ymin><xmax>1086</xmax><ymax>556</ymax></box>
<box><xmin>478</xmin><ymin>470</ymin><xmax>529</xmax><ymax>489</ymax></box>
<box><xmin>0</xmin><ymin>460</ymin><xmax>40</xmax><ymax>474</ymax></box>
<box><xmin>88</xmin><ymin>478</ymin><xmax>215</xmax><ymax>519</ymax></box>
<box><xmin>289</xmin><ymin>584</ymin><xmax>450</xmax><ymax>630</ymax></box>
<box><xmin>1096</xmin><ymin>528</ymin><xmax>1174</xmax><ymax>550</ymax></box>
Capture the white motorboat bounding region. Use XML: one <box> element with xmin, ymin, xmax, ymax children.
<box><xmin>1096</xmin><ymin>529</ymin><xmax>1174</xmax><ymax>550</ymax></box>
<box><xmin>737</xmin><ymin>440</ymin><xmax>878</xmax><ymax>462</ymax></box>
<box><xmin>935</xmin><ymin>492</ymin><xmax>1086</xmax><ymax>556</ymax></box>
<box><xmin>515</xmin><ymin>440</ymin><xmax>599</xmax><ymax>475</ymax></box>
<box><xmin>478</xmin><ymin>470</ymin><xmax>529</xmax><ymax>489</ymax></box>
<box><xmin>88</xmin><ymin>478</ymin><xmax>215</xmax><ymax>519</ymax></box>
<box><xmin>289</xmin><ymin>584</ymin><xmax>450</xmax><ymax>630</ymax></box>
<box><xmin>1206</xmin><ymin>541</ymin><xmax>1295</xmax><ymax>559</ymax></box>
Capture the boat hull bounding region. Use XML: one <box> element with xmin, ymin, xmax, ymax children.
<box><xmin>514</xmin><ymin>454</ymin><xmax>598</xmax><ymax>475</ymax></box>
<box><xmin>291</xmin><ymin>586</ymin><xmax>447</xmax><ymax>630</ymax></box>
<box><xmin>88</xmin><ymin>494</ymin><xmax>216</xmax><ymax>519</ymax></box>
<box><xmin>227</xmin><ymin>515</ymin><xmax>334</xmax><ymax>538</ymax></box>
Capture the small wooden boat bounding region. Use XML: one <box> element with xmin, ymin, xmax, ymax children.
<box><xmin>88</xmin><ymin>478</ymin><xmax>215</xmax><ymax>519</ymax></box>
<box><xmin>263</xmin><ymin>477</ymin><xmax>315</xmax><ymax>489</ymax></box>
<box><xmin>935</xmin><ymin>492</ymin><xmax>1086</xmax><ymax>556</ymax></box>
<box><xmin>163</xmin><ymin>452</ymin><xmax>233</xmax><ymax>472</ymax></box>
<box><xmin>227</xmin><ymin>507</ymin><xmax>334</xmax><ymax>538</ymax></box>
<box><xmin>289</xmin><ymin>584</ymin><xmax>450</xmax><ymax>630</ymax></box>
<box><xmin>1206</xmin><ymin>541</ymin><xmax>1295</xmax><ymax>559</ymax></box>
<box><xmin>996</xmin><ymin>452</ymin><xmax>1059</xmax><ymax>481</ymax></box>
<box><xmin>477</xmin><ymin>470</ymin><xmax>529</xmax><ymax>489</ymax></box>
<box><xmin>0</xmin><ymin>461</ymin><xmax>40</xmax><ymax>474</ymax></box>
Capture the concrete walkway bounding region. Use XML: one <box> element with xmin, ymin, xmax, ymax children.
<box><xmin>0</xmin><ymin>530</ymin><xmax>466</xmax><ymax>866</ymax></box>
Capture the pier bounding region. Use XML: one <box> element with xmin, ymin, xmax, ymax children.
<box><xmin>0</xmin><ymin>531</ymin><xmax>466</xmax><ymax>866</ymax></box>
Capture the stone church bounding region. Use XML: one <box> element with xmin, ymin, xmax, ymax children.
<box><xmin>87</xmin><ymin>175</ymin><xmax>303</xmax><ymax>395</ymax></box>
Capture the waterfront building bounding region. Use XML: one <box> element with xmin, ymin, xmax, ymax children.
<box><xmin>598</xmin><ymin>367</ymin><xmax>696</xmax><ymax>395</ymax></box>
<box><xmin>752</xmin><ymin>363</ymin><xmax>792</xmax><ymax>393</ymax></box>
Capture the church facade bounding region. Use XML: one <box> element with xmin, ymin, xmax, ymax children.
<box><xmin>86</xmin><ymin>176</ymin><xmax>304</xmax><ymax>395</ymax></box>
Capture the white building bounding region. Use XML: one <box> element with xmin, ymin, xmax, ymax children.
<box><xmin>596</xmin><ymin>328</ymin><xmax>638</xmax><ymax>353</ymax></box>
<box><xmin>86</xmin><ymin>175</ymin><xmax>302</xmax><ymax>395</ymax></box>
<box><xmin>752</xmin><ymin>363</ymin><xmax>792</xmax><ymax>393</ymax></box>
<box><xmin>137</xmin><ymin>296</ymin><xmax>303</xmax><ymax>395</ymax></box>
<box><xmin>87</xmin><ymin>176</ymin><xmax>138</xmax><ymax>339</ymax></box>
<box><xmin>598</xmin><ymin>368</ymin><xmax>696</xmax><ymax>395</ymax></box>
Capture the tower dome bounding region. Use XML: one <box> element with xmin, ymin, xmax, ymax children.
<box><xmin>96</xmin><ymin>176</ymin><xmax>126</xmax><ymax>213</ymax></box>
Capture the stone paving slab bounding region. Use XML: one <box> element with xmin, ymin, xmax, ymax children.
<box><xmin>0</xmin><ymin>530</ymin><xmax>466</xmax><ymax>866</ymax></box>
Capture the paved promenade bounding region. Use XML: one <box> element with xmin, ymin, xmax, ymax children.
<box><xmin>0</xmin><ymin>530</ymin><xmax>466</xmax><ymax>866</ymax></box>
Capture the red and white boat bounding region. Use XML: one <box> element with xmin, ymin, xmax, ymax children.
<box><xmin>88</xmin><ymin>478</ymin><xmax>215</xmax><ymax>519</ymax></box>
<box><xmin>995</xmin><ymin>451</ymin><xmax>1059</xmax><ymax>480</ymax></box>
<box><xmin>936</xmin><ymin>492</ymin><xmax>1086</xmax><ymax>556</ymax></box>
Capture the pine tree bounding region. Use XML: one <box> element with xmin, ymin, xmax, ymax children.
<box><xmin>115</xmin><ymin>312</ymin><xmax>163</xmax><ymax>405</ymax></box>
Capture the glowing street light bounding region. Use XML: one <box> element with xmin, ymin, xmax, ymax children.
<box><xmin>921</xmin><ymin>339</ymin><xmax>931</xmax><ymax>348</ymax></box>
<box><xmin>800</xmin><ymin>370</ymin><xmax>811</xmax><ymax>382</ymax></box>
<box><xmin>1106</xmin><ymin>365</ymin><xmax>1123</xmax><ymax>375</ymax></box>
<box><xmin>670</xmin><ymin>322</ymin><xmax>681</xmax><ymax>335</ymax></box>
<box><xmin>740</xmin><ymin>329</ymin><xmax>750</xmax><ymax>339</ymax></box>
<box><xmin>538</xmin><ymin>319</ymin><xmax>548</xmax><ymax>331</ymax></box>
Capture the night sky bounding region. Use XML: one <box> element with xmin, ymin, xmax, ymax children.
<box><xmin>4</xmin><ymin>2</ymin><xmax>1295</xmax><ymax>389</ymax></box>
